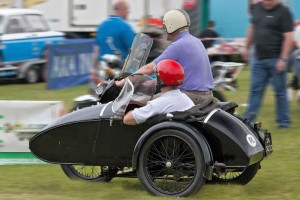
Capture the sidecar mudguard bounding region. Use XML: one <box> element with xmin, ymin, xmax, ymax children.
<box><xmin>29</xmin><ymin>102</ymin><xmax>114</xmax><ymax>164</ymax></box>
<box><xmin>202</xmin><ymin>109</ymin><xmax>265</xmax><ymax>167</ymax></box>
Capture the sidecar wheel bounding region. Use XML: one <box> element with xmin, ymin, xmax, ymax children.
<box><xmin>61</xmin><ymin>165</ymin><xmax>118</xmax><ymax>182</ymax></box>
<box><xmin>137</xmin><ymin>129</ymin><xmax>206</xmax><ymax>197</ymax></box>
<box><xmin>209</xmin><ymin>162</ymin><xmax>260</xmax><ymax>185</ymax></box>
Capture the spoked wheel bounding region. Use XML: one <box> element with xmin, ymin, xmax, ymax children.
<box><xmin>61</xmin><ymin>164</ymin><xmax>119</xmax><ymax>182</ymax></box>
<box><xmin>137</xmin><ymin>129</ymin><xmax>206</xmax><ymax>197</ymax></box>
<box><xmin>209</xmin><ymin>162</ymin><xmax>260</xmax><ymax>185</ymax></box>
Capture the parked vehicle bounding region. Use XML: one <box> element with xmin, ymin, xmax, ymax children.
<box><xmin>0</xmin><ymin>9</ymin><xmax>64</xmax><ymax>83</ymax></box>
<box><xmin>30</xmin><ymin>33</ymin><xmax>273</xmax><ymax>197</ymax></box>
<box><xmin>2</xmin><ymin>0</ymin><xmax>204</xmax><ymax>38</ymax></box>
<box><xmin>211</xmin><ymin>61</ymin><xmax>245</xmax><ymax>101</ymax></box>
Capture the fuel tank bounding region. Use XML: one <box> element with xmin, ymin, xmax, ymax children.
<box><xmin>202</xmin><ymin>109</ymin><xmax>264</xmax><ymax>166</ymax></box>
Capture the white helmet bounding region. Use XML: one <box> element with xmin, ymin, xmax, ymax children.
<box><xmin>163</xmin><ymin>9</ymin><xmax>191</xmax><ymax>34</ymax></box>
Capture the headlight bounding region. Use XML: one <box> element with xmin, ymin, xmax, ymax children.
<box><xmin>95</xmin><ymin>82</ymin><xmax>108</xmax><ymax>95</ymax></box>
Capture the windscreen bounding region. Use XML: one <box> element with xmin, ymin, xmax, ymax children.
<box><xmin>112</xmin><ymin>74</ymin><xmax>156</xmax><ymax>119</ymax></box>
<box><xmin>120</xmin><ymin>33</ymin><xmax>153</xmax><ymax>77</ymax></box>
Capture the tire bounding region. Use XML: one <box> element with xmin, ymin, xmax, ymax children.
<box><xmin>61</xmin><ymin>164</ymin><xmax>118</xmax><ymax>182</ymax></box>
<box><xmin>209</xmin><ymin>162</ymin><xmax>260</xmax><ymax>185</ymax></box>
<box><xmin>213</xmin><ymin>90</ymin><xmax>226</xmax><ymax>102</ymax></box>
<box><xmin>137</xmin><ymin>129</ymin><xmax>206</xmax><ymax>197</ymax></box>
<box><xmin>24</xmin><ymin>67</ymin><xmax>39</xmax><ymax>83</ymax></box>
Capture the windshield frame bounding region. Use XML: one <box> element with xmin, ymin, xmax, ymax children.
<box><xmin>112</xmin><ymin>74</ymin><xmax>157</xmax><ymax>119</ymax></box>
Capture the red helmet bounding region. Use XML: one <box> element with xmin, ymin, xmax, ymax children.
<box><xmin>156</xmin><ymin>59</ymin><xmax>184</xmax><ymax>86</ymax></box>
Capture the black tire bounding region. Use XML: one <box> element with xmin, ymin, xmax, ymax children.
<box><xmin>61</xmin><ymin>164</ymin><xmax>118</xmax><ymax>182</ymax></box>
<box><xmin>24</xmin><ymin>67</ymin><xmax>39</xmax><ymax>83</ymax></box>
<box><xmin>137</xmin><ymin>129</ymin><xmax>206</xmax><ymax>197</ymax></box>
<box><xmin>209</xmin><ymin>162</ymin><xmax>260</xmax><ymax>185</ymax></box>
<box><xmin>213</xmin><ymin>90</ymin><xmax>226</xmax><ymax>102</ymax></box>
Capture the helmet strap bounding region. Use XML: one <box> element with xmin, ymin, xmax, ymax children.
<box><xmin>156</xmin><ymin>76</ymin><xmax>167</xmax><ymax>91</ymax></box>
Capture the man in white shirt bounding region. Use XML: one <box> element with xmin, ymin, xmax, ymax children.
<box><xmin>123</xmin><ymin>59</ymin><xmax>195</xmax><ymax>125</ymax></box>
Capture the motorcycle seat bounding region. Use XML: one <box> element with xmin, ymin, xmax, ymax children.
<box><xmin>217</xmin><ymin>102</ymin><xmax>238</xmax><ymax>113</ymax></box>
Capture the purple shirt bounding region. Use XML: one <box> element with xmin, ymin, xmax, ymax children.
<box><xmin>154</xmin><ymin>31</ymin><xmax>214</xmax><ymax>91</ymax></box>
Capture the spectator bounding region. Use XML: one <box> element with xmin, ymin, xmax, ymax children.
<box><xmin>95</xmin><ymin>0</ymin><xmax>135</xmax><ymax>62</ymax></box>
<box><xmin>117</xmin><ymin>9</ymin><xmax>214</xmax><ymax>105</ymax></box>
<box><xmin>123</xmin><ymin>59</ymin><xmax>195</xmax><ymax>125</ymax></box>
<box><xmin>199</xmin><ymin>20</ymin><xmax>220</xmax><ymax>49</ymax></box>
<box><xmin>243</xmin><ymin>0</ymin><xmax>294</xmax><ymax>128</ymax></box>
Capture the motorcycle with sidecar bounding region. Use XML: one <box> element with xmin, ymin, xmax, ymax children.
<box><xmin>29</xmin><ymin>33</ymin><xmax>273</xmax><ymax>197</ymax></box>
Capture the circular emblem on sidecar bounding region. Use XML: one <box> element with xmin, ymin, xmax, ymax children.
<box><xmin>246</xmin><ymin>134</ymin><xmax>257</xmax><ymax>147</ymax></box>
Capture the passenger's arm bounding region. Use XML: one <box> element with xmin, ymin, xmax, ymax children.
<box><xmin>123</xmin><ymin>110</ymin><xmax>137</xmax><ymax>125</ymax></box>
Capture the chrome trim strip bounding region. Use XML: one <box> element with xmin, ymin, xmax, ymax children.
<box><xmin>204</xmin><ymin>109</ymin><xmax>219</xmax><ymax>123</ymax></box>
<box><xmin>100</xmin><ymin>101</ymin><xmax>112</xmax><ymax>117</ymax></box>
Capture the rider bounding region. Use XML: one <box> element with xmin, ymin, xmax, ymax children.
<box><xmin>123</xmin><ymin>59</ymin><xmax>195</xmax><ymax>125</ymax></box>
<box><xmin>117</xmin><ymin>9</ymin><xmax>214</xmax><ymax>104</ymax></box>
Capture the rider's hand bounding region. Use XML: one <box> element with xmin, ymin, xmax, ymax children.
<box><xmin>115</xmin><ymin>79</ymin><xmax>126</xmax><ymax>88</ymax></box>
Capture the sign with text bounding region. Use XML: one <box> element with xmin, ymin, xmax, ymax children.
<box><xmin>0</xmin><ymin>100</ymin><xmax>64</xmax><ymax>153</ymax></box>
<box><xmin>47</xmin><ymin>39</ymin><xmax>95</xmax><ymax>90</ymax></box>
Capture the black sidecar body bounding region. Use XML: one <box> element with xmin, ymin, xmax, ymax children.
<box><xmin>29</xmin><ymin>33</ymin><xmax>273</xmax><ymax>197</ymax></box>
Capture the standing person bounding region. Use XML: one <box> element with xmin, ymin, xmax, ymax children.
<box><xmin>117</xmin><ymin>9</ymin><xmax>214</xmax><ymax>105</ymax></box>
<box><xmin>123</xmin><ymin>59</ymin><xmax>195</xmax><ymax>125</ymax></box>
<box><xmin>199</xmin><ymin>20</ymin><xmax>220</xmax><ymax>49</ymax></box>
<box><xmin>95</xmin><ymin>0</ymin><xmax>135</xmax><ymax>62</ymax></box>
<box><xmin>243</xmin><ymin>0</ymin><xmax>294</xmax><ymax>128</ymax></box>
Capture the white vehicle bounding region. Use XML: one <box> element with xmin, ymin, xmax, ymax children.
<box><xmin>1</xmin><ymin>0</ymin><xmax>193</xmax><ymax>38</ymax></box>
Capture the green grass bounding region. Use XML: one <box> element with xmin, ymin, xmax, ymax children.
<box><xmin>1</xmin><ymin>68</ymin><xmax>300</xmax><ymax>200</ymax></box>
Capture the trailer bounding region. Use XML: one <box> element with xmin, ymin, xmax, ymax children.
<box><xmin>2</xmin><ymin>0</ymin><xmax>204</xmax><ymax>38</ymax></box>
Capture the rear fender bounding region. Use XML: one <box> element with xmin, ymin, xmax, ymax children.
<box><xmin>132</xmin><ymin>121</ymin><xmax>213</xmax><ymax>179</ymax></box>
<box><xmin>203</xmin><ymin>109</ymin><xmax>265</xmax><ymax>166</ymax></box>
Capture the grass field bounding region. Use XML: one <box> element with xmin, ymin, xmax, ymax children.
<box><xmin>1</xmin><ymin>67</ymin><xmax>300</xmax><ymax>200</ymax></box>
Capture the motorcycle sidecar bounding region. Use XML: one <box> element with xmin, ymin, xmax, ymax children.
<box><xmin>29</xmin><ymin>94</ymin><xmax>272</xmax><ymax>197</ymax></box>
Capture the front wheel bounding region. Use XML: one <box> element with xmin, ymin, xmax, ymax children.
<box><xmin>61</xmin><ymin>164</ymin><xmax>118</xmax><ymax>182</ymax></box>
<box><xmin>137</xmin><ymin>129</ymin><xmax>206</xmax><ymax>197</ymax></box>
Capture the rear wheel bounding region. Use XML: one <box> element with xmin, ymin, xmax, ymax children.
<box><xmin>61</xmin><ymin>164</ymin><xmax>118</xmax><ymax>182</ymax></box>
<box><xmin>209</xmin><ymin>162</ymin><xmax>260</xmax><ymax>185</ymax></box>
<box><xmin>137</xmin><ymin>129</ymin><xmax>206</xmax><ymax>197</ymax></box>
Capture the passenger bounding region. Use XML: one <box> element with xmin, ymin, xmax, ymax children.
<box><xmin>116</xmin><ymin>9</ymin><xmax>214</xmax><ymax>105</ymax></box>
<box><xmin>123</xmin><ymin>59</ymin><xmax>195</xmax><ymax>125</ymax></box>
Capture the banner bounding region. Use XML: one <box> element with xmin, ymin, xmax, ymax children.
<box><xmin>47</xmin><ymin>39</ymin><xmax>95</xmax><ymax>90</ymax></box>
<box><xmin>0</xmin><ymin>100</ymin><xmax>64</xmax><ymax>165</ymax></box>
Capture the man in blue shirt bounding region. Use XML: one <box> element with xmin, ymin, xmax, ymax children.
<box><xmin>118</xmin><ymin>9</ymin><xmax>214</xmax><ymax>104</ymax></box>
<box><xmin>96</xmin><ymin>1</ymin><xmax>135</xmax><ymax>62</ymax></box>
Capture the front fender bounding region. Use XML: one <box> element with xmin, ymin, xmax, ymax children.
<box><xmin>132</xmin><ymin>121</ymin><xmax>213</xmax><ymax>179</ymax></box>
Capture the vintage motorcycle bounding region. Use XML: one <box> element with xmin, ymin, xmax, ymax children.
<box><xmin>211</xmin><ymin>61</ymin><xmax>245</xmax><ymax>102</ymax></box>
<box><xmin>29</xmin><ymin>33</ymin><xmax>273</xmax><ymax>197</ymax></box>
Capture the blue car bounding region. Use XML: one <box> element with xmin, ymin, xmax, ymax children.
<box><xmin>0</xmin><ymin>9</ymin><xmax>64</xmax><ymax>83</ymax></box>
